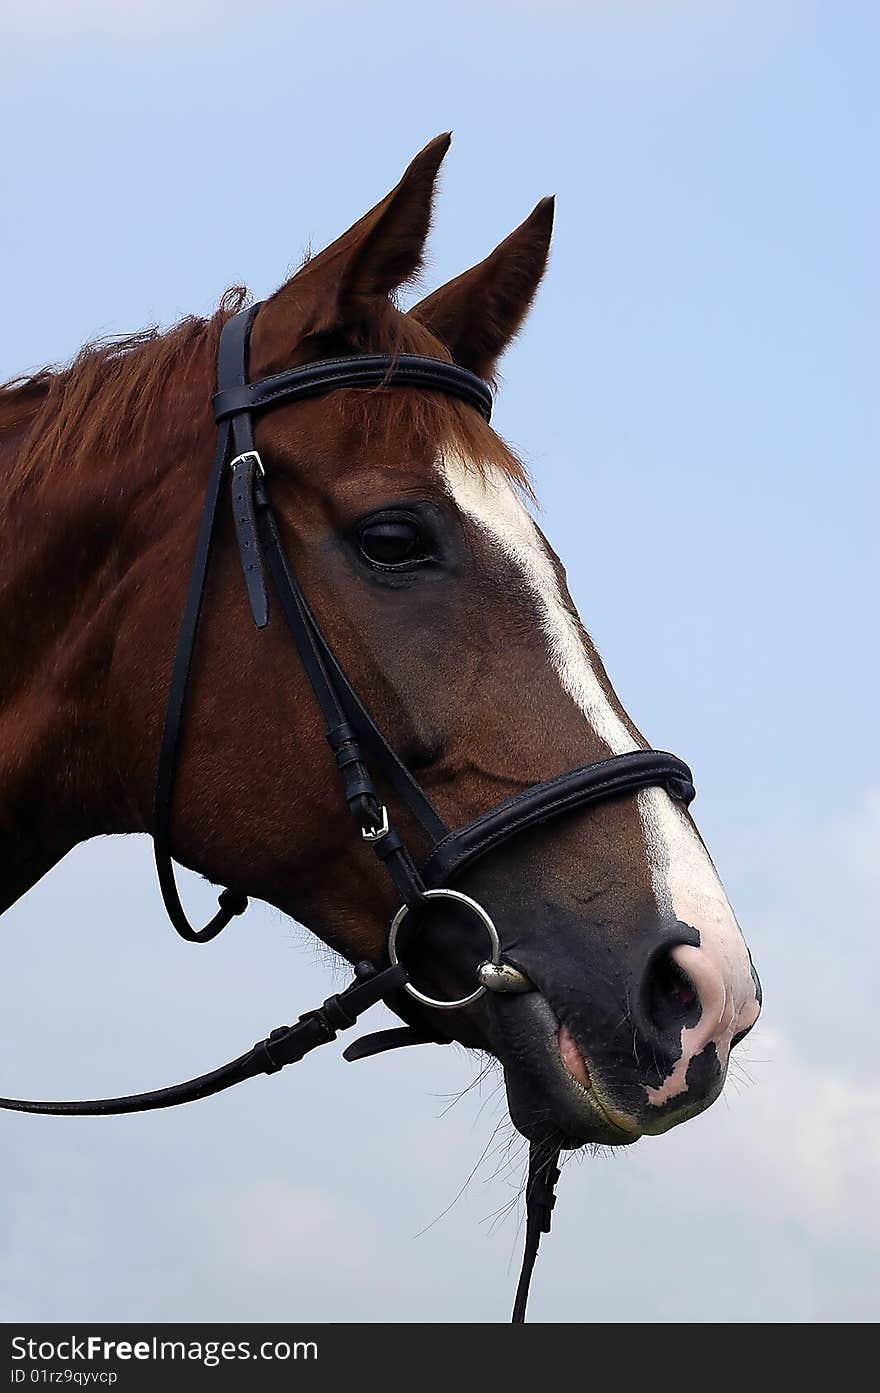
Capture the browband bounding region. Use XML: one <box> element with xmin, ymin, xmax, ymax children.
<box><xmin>213</xmin><ymin>352</ymin><xmax>494</xmax><ymax>425</ymax></box>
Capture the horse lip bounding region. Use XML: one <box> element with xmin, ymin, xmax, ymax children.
<box><xmin>543</xmin><ymin>1004</ymin><xmax>642</xmax><ymax>1139</ymax></box>
<box><xmin>485</xmin><ymin>987</ymin><xmax>642</xmax><ymax>1147</ymax></box>
<box><xmin>557</xmin><ymin>1025</ymin><xmax>641</xmax><ymax>1138</ymax></box>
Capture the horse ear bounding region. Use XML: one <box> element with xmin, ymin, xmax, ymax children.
<box><xmin>410</xmin><ymin>197</ymin><xmax>554</xmax><ymax>379</ymax></box>
<box><xmin>249</xmin><ymin>134</ymin><xmax>451</xmax><ymax>373</ymax></box>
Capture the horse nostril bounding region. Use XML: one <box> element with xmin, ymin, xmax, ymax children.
<box><xmin>643</xmin><ymin>949</ymin><xmax>702</xmax><ymax>1037</ymax></box>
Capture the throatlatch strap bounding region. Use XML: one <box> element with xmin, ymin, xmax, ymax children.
<box><xmin>151</xmin><ymin>408</ymin><xmax>250</xmax><ymax>943</ymax></box>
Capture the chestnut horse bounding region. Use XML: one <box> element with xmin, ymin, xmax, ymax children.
<box><xmin>0</xmin><ymin>135</ymin><xmax>760</xmax><ymax>1154</ymax></box>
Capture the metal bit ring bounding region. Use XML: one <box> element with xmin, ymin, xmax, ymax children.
<box><xmin>388</xmin><ymin>888</ymin><xmax>501</xmax><ymax>1011</ymax></box>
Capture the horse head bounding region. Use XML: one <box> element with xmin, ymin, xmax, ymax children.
<box><xmin>1</xmin><ymin>135</ymin><xmax>761</xmax><ymax>1150</ymax></box>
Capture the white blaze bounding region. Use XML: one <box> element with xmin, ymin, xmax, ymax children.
<box><xmin>438</xmin><ymin>453</ymin><xmax>760</xmax><ymax>1104</ymax></box>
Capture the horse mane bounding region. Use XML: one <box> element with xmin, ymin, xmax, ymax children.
<box><xmin>0</xmin><ymin>284</ymin><xmax>531</xmax><ymax>498</ymax></box>
<box><xmin>0</xmin><ymin>288</ymin><xmax>248</xmax><ymax>500</ymax></box>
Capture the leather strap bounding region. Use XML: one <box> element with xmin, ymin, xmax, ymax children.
<box><xmin>420</xmin><ymin>751</ymin><xmax>695</xmax><ymax>888</ymax></box>
<box><xmin>342</xmin><ymin>1025</ymin><xmax>448</xmax><ymax>1062</ymax></box>
<box><xmin>151</xmin><ymin>411</ymin><xmax>249</xmax><ymax>942</ymax></box>
<box><xmin>151</xmin><ymin>306</ymin><xmax>264</xmax><ymax>942</ymax></box>
<box><xmin>298</xmin><ymin>594</ymin><xmax>449</xmax><ymax>844</ymax></box>
<box><xmin>254</xmin><ymin>494</ymin><xmax>429</xmax><ymax>910</ymax></box>
<box><xmin>0</xmin><ymin>963</ymin><xmax>406</xmax><ymax>1117</ymax></box>
<box><xmin>230</xmin><ymin>453</ymin><xmax>269</xmax><ymax>628</ymax></box>
<box><xmin>511</xmin><ymin>1141</ymin><xmax>562</xmax><ymax>1324</ymax></box>
<box><xmin>213</xmin><ymin>353</ymin><xmax>493</xmax><ymax>425</ymax></box>
<box><xmin>219</xmin><ymin>308</ymin><xmax>446</xmax><ymax>852</ymax></box>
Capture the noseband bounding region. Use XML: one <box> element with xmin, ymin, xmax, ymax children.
<box><xmin>1</xmin><ymin>303</ymin><xmax>695</xmax><ymax>1322</ymax></box>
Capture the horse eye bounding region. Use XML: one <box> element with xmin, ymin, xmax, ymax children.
<box><xmin>358</xmin><ymin>519</ymin><xmax>425</xmax><ymax>567</ymax></box>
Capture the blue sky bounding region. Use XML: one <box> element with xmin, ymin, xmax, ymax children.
<box><xmin>1</xmin><ymin>1</ymin><xmax>877</xmax><ymax>1321</ymax></box>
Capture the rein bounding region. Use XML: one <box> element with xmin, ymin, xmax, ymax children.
<box><xmin>0</xmin><ymin>302</ymin><xmax>695</xmax><ymax>1322</ymax></box>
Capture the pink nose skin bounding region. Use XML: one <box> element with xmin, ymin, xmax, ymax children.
<box><xmin>644</xmin><ymin>943</ymin><xmax>761</xmax><ymax>1110</ymax></box>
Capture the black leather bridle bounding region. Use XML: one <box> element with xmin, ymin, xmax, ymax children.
<box><xmin>0</xmin><ymin>303</ymin><xmax>696</xmax><ymax>1321</ymax></box>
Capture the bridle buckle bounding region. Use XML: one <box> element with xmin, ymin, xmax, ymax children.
<box><xmin>361</xmin><ymin>804</ymin><xmax>390</xmax><ymax>842</ymax></box>
<box><xmin>229</xmin><ymin>449</ymin><xmax>265</xmax><ymax>477</ymax></box>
